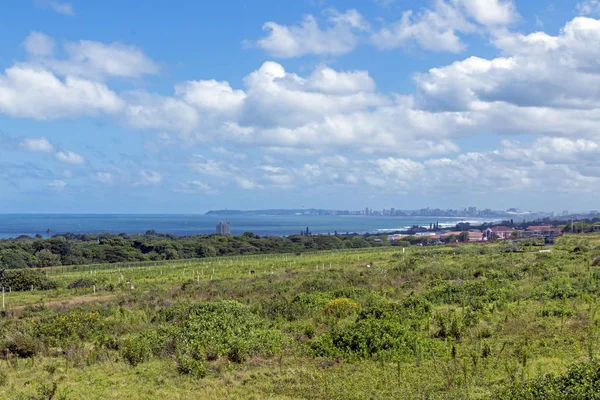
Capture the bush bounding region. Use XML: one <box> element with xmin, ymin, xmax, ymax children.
<box><xmin>2</xmin><ymin>269</ymin><xmax>58</xmax><ymax>291</ymax></box>
<box><xmin>176</xmin><ymin>355</ymin><xmax>207</xmax><ymax>378</ymax></box>
<box><xmin>67</xmin><ymin>279</ymin><xmax>96</xmax><ymax>289</ymax></box>
<box><xmin>35</xmin><ymin>311</ymin><xmax>104</xmax><ymax>346</ymax></box>
<box><xmin>497</xmin><ymin>361</ymin><xmax>600</xmax><ymax>399</ymax></box>
<box><xmin>149</xmin><ymin>301</ymin><xmax>287</xmax><ymax>362</ymax></box>
<box><xmin>227</xmin><ymin>340</ymin><xmax>250</xmax><ymax>363</ymax></box>
<box><xmin>323</xmin><ymin>298</ymin><xmax>359</xmax><ymax>318</ymax></box>
<box><xmin>121</xmin><ymin>332</ymin><xmax>161</xmax><ymax>367</ymax></box>
<box><xmin>2</xmin><ymin>330</ymin><xmax>39</xmax><ymax>358</ymax></box>
<box><xmin>310</xmin><ymin>317</ymin><xmax>427</xmax><ymax>361</ymax></box>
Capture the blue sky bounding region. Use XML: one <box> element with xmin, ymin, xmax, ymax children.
<box><xmin>1</xmin><ymin>0</ymin><xmax>600</xmax><ymax>213</ymax></box>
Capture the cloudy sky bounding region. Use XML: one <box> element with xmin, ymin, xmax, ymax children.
<box><xmin>1</xmin><ymin>0</ymin><xmax>599</xmax><ymax>213</ymax></box>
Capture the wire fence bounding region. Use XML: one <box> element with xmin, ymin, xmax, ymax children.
<box><xmin>40</xmin><ymin>246</ymin><xmax>402</xmax><ymax>276</ymax></box>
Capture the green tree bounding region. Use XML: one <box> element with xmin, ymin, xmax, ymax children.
<box><xmin>0</xmin><ymin>248</ymin><xmax>36</xmax><ymax>269</ymax></box>
<box><xmin>35</xmin><ymin>249</ymin><xmax>62</xmax><ymax>268</ymax></box>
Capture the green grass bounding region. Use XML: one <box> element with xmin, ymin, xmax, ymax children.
<box><xmin>1</xmin><ymin>235</ymin><xmax>600</xmax><ymax>399</ymax></box>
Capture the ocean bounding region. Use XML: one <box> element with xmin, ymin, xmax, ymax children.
<box><xmin>0</xmin><ymin>214</ymin><xmax>492</xmax><ymax>239</ymax></box>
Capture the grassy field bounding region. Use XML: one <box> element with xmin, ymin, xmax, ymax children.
<box><xmin>1</xmin><ymin>236</ymin><xmax>600</xmax><ymax>399</ymax></box>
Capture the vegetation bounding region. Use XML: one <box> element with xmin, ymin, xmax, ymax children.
<box><xmin>0</xmin><ymin>234</ymin><xmax>600</xmax><ymax>398</ymax></box>
<box><xmin>0</xmin><ymin>231</ymin><xmax>393</xmax><ymax>269</ymax></box>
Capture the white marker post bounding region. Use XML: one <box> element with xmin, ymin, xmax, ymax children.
<box><xmin>2</xmin><ymin>287</ymin><xmax>4</xmax><ymax>310</ymax></box>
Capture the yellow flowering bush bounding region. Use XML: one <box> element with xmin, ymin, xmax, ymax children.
<box><xmin>37</xmin><ymin>311</ymin><xmax>104</xmax><ymax>345</ymax></box>
<box><xmin>324</xmin><ymin>298</ymin><xmax>359</xmax><ymax>318</ymax></box>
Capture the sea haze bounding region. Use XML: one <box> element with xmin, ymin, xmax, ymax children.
<box><xmin>0</xmin><ymin>214</ymin><xmax>491</xmax><ymax>239</ymax></box>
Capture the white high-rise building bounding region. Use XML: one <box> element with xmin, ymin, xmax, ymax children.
<box><xmin>216</xmin><ymin>221</ymin><xmax>231</xmax><ymax>235</ymax></box>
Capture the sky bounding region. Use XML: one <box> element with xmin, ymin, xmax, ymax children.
<box><xmin>1</xmin><ymin>0</ymin><xmax>600</xmax><ymax>213</ymax></box>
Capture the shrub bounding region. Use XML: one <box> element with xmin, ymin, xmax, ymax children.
<box><xmin>150</xmin><ymin>301</ymin><xmax>287</xmax><ymax>362</ymax></box>
<box><xmin>496</xmin><ymin>361</ymin><xmax>600</xmax><ymax>399</ymax></box>
<box><xmin>121</xmin><ymin>332</ymin><xmax>162</xmax><ymax>367</ymax></box>
<box><xmin>227</xmin><ymin>340</ymin><xmax>250</xmax><ymax>363</ymax></box>
<box><xmin>35</xmin><ymin>311</ymin><xmax>104</xmax><ymax>346</ymax></box>
<box><xmin>2</xmin><ymin>330</ymin><xmax>39</xmax><ymax>358</ymax></box>
<box><xmin>2</xmin><ymin>269</ymin><xmax>57</xmax><ymax>291</ymax></box>
<box><xmin>176</xmin><ymin>355</ymin><xmax>207</xmax><ymax>378</ymax></box>
<box><xmin>67</xmin><ymin>279</ymin><xmax>96</xmax><ymax>289</ymax></box>
<box><xmin>323</xmin><ymin>298</ymin><xmax>359</xmax><ymax>318</ymax></box>
<box><xmin>311</xmin><ymin>317</ymin><xmax>427</xmax><ymax>361</ymax></box>
<box><xmin>434</xmin><ymin>310</ymin><xmax>464</xmax><ymax>340</ymax></box>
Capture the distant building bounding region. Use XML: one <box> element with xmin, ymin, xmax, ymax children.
<box><xmin>216</xmin><ymin>221</ymin><xmax>231</xmax><ymax>235</ymax></box>
<box><xmin>526</xmin><ymin>225</ymin><xmax>562</xmax><ymax>236</ymax></box>
<box><xmin>485</xmin><ymin>226</ymin><xmax>515</xmax><ymax>240</ymax></box>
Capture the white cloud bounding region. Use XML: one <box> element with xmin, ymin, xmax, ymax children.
<box><xmin>257</xmin><ymin>165</ymin><xmax>283</xmax><ymax>173</ymax></box>
<box><xmin>577</xmin><ymin>0</ymin><xmax>600</xmax><ymax>15</ymax></box>
<box><xmin>60</xmin><ymin>40</ymin><xmax>159</xmax><ymax>79</ymax></box>
<box><xmin>22</xmin><ymin>32</ymin><xmax>159</xmax><ymax>81</ymax></box>
<box><xmin>174</xmin><ymin>180</ymin><xmax>217</xmax><ymax>194</ymax></box>
<box><xmin>46</xmin><ymin>180</ymin><xmax>67</xmax><ymax>190</ymax></box>
<box><xmin>21</xmin><ymin>137</ymin><xmax>54</xmax><ymax>153</ymax></box>
<box><xmin>211</xmin><ymin>146</ymin><xmax>246</xmax><ymax>160</ymax></box>
<box><xmin>124</xmin><ymin>91</ymin><xmax>200</xmax><ymax>134</ymax></box>
<box><xmin>373</xmin><ymin>0</ymin><xmax>396</xmax><ymax>7</ymax></box>
<box><xmin>253</xmin><ymin>9</ymin><xmax>369</xmax><ymax>57</ymax></box>
<box><xmin>175</xmin><ymin>80</ymin><xmax>246</xmax><ymax>115</ymax></box>
<box><xmin>454</xmin><ymin>0</ymin><xmax>518</xmax><ymax>27</ymax></box>
<box><xmin>0</xmin><ymin>65</ymin><xmax>124</xmax><ymax>120</ymax></box>
<box><xmin>372</xmin><ymin>1</ymin><xmax>475</xmax><ymax>53</ymax></box>
<box><xmin>23</xmin><ymin>32</ymin><xmax>55</xmax><ymax>57</ymax></box>
<box><xmin>95</xmin><ymin>172</ymin><xmax>113</xmax><ymax>184</ymax></box>
<box><xmin>239</xmin><ymin>136</ymin><xmax>600</xmax><ymax>195</ymax></box>
<box><xmin>40</xmin><ymin>1</ymin><xmax>74</xmax><ymax>16</ymax></box>
<box><xmin>235</xmin><ymin>177</ymin><xmax>260</xmax><ymax>190</ymax></box>
<box><xmin>6</xmin><ymin>18</ymin><xmax>600</xmax><ymax>168</ymax></box>
<box><xmin>264</xmin><ymin>174</ymin><xmax>294</xmax><ymax>186</ymax></box>
<box><xmin>55</xmin><ymin>151</ymin><xmax>84</xmax><ymax>165</ymax></box>
<box><xmin>188</xmin><ymin>157</ymin><xmax>231</xmax><ymax>177</ymax></box>
<box><xmin>372</xmin><ymin>0</ymin><xmax>518</xmax><ymax>53</ymax></box>
<box><xmin>415</xmin><ymin>17</ymin><xmax>600</xmax><ymax>120</ymax></box>
<box><xmin>139</xmin><ymin>170</ymin><xmax>162</xmax><ymax>185</ymax></box>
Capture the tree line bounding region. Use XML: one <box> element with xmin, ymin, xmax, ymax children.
<box><xmin>0</xmin><ymin>231</ymin><xmax>393</xmax><ymax>269</ymax></box>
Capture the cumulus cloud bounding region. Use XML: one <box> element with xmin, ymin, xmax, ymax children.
<box><xmin>235</xmin><ymin>136</ymin><xmax>600</xmax><ymax>195</ymax></box>
<box><xmin>95</xmin><ymin>172</ymin><xmax>113</xmax><ymax>184</ymax></box>
<box><xmin>46</xmin><ymin>180</ymin><xmax>67</xmax><ymax>190</ymax></box>
<box><xmin>37</xmin><ymin>1</ymin><xmax>74</xmax><ymax>16</ymax></box>
<box><xmin>211</xmin><ymin>146</ymin><xmax>246</xmax><ymax>160</ymax></box>
<box><xmin>455</xmin><ymin>0</ymin><xmax>518</xmax><ymax>27</ymax></box>
<box><xmin>23</xmin><ymin>32</ymin><xmax>55</xmax><ymax>57</ymax></box>
<box><xmin>5</xmin><ymin>16</ymin><xmax>600</xmax><ymax>174</ymax></box>
<box><xmin>372</xmin><ymin>1</ymin><xmax>475</xmax><ymax>52</ymax></box>
<box><xmin>21</xmin><ymin>137</ymin><xmax>54</xmax><ymax>153</ymax></box>
<box><xmin>235</xmin><ymin>177</ymin><xmax>261</xmax><ymax>190</ymax></box>
<box><xmin>21</xmin><ymin>32</ymin><xmax>159</xmax><ymax>81</ymax></box>
<box><xmin>372</xmin><ymin>0</ymin><xmax>518</xmax><ymax>53</ymax></box>
<box><xmin>577</xmin><ymin>0</ymin><xmax>600</xmax><ymax>15</ymax></box>
<box><xmin>139</xmin><ymin>170</ymin><xmax>162</xmax><ymax>185</ymax></box>
<box><xmin>252</xmin><ymin>9</ymin><xmax>370</xmax><ymax>57</ymax></box>
<box><xmin>0</xmin><ymin>65</ymin><xmax>124</xmax><ymax>120</ymax></box>
<box><xmin>414</xmin><ymin>17</ymin><xmax>600</xmax><ymax>125</ymax></box>
<box><xmin>173</xmin><ymin>180</ymin><xmax>217</xmax><ymax>194</ymax></box>
<box><xmin>55</xmin><ymin>151</ymin><xmax>85</xmax><ymax>165</ymax></box>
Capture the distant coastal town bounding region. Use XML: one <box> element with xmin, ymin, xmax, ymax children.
<box><xmin>206</xmin><ymin>207</ymin><xmax>599</xmax><ymax>219</ymax></box>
